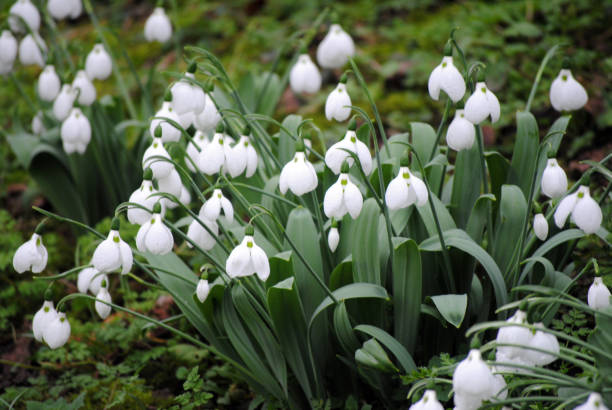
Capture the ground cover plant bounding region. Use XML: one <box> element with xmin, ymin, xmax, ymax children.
<box><xmin>2</xmin><ymin>0</ymin><xmax>611</xmax><ymax>409</ymax></box>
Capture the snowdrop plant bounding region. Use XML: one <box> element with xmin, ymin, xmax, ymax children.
<box><xmin>464</xmin><ymin>72</ymin><xmax>500</xmax><ymax>124</ymax></box>
<box><xmin>541</xmin><ymin>158</ymin><xmax>568</xmax><ymax>199</ymax></box>
<box><xmin>427</xmin><ymin>41</ymin><xmax>466</xmax><ymax>103</ymax></box>
<box><xmin>279</xmin><ymin>140</ymin><xmax>318</xmax><ymax>196</ymax></box>
<box><xmin>325</xmin><ymin>74</ymin><xmax>352</xmax><ymax>122</ymax></box>
<box><xmin>91</xmin><ymin>218</ymin><xmax>133</xmax><ymax>274</ymax></box>
<box><xmin>71</xmin><ymin>70</ymin><xmax>96</xmax><ymax>106</ymax></box>
<box><xmin>588</xmin><ymin>277</ymin><xmax>611</xmax><ymax>310</ymax></box>
<box><xmin>144</xmin><ymin>6</ymin><xmax>172</xmax><ymax>43</ymax></box>
<box><xmin>60</xmin><ymin>108</ymin><xmax>92</xmax><ymax>154</ymax></box>
<box><xmin>9</xmin><ymin>0</ymin><xmax>40</xmax><ymax>33</ymax></box>
<box><xmin>225</xmin><ymin>225</ymin><xmax>269</xmax><ymax>281</ymax></box>
<box><xmin>554</xmin><ymin>185</ymin><xmax>603</xmax><ymax>234</ymax></box>
<box><xmin>550</xmin><ymin>58</ymin><xmax>588</xmax><ymax>112</ymax></box>
<box><xmin>13</xmin><ymin>224</ymin><xmax>48</xmax><ymax>274</ymax></box>
<box><xmin>289</xmin><ymin>53</ymin><xmax>322</xmax><ymax>94</ymax></box>
<box><xmin>136</xmin><ymin>203</ymin><xmax>174</xmax><ymax>255</ymax></box>
<box><xmin>316</xmin><ymin>23</ymin><xmax>355</xmax><ymax>69</ymax></box>
<box><xmin>324</xmin><ymin>118</ymin><xmax>372</xmax><ymax>175</ymax></box>
<box><xmin>85</xmin><ymin>43</ymin><xmax>112</xmax><ymax>80</ymax></box>
<box><xmin>19</xmin><ymin>33</ymin><xmax>46</xmax><ymax>67</ymax></box>
<box><xmin>0</xmin><ymin>30</ymin><xmax>18</xmax><ymax>73</ymax></box>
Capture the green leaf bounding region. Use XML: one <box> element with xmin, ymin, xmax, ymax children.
<box><xmin>381</xmin><ymin>133</ymin><xmax>409</xmax><ymax>162</ymax></box>
<box><xmin>485</xmin><ymin>152</ymin><xmax>511</xmax><ymax>204</ymax></box>
<box><xmin>329</xmin><ymin>257</ymin><xmax>354</xmax><ymax>291</ymax></box>
<box><xmin>355</xmin><ymin>338</ymin><xmax>398</xmax><ymax>373</ymax></box>
<box><xmin>508</xmin><ymin>111</ymin><xmax>539</xmax><ymax>197</ymax></box>
<box><xmin>492</xmin><ymin>185</ymin><xmax>527</xmax><ymax>276</ymax></box>
<box><xmin>466</xmin><ymin>194</ymin><xmax>496</xmax><ymax>242</ymax></box>
<box><xmin>534</xmin><ymin>116</ymin><xmax>570</xmax><ymax>194</ymax></box>
<box><xmin>333</xmin><ymin>302</ymin><xmax>361</xmax><ymax>355</ymax></box>
<box><xmin>391</xmin><ymin>238</ymin><xmax>421</xmax><ymax>353</ymax></box>
<box><xmin>354</xmin><ymin>324</ymin><xmax>417</xmax><ymax>373</ymax></box>
<box><xmin>352</xmin><ymin>199</ymin><xmax>382</xmax><ymax>285</ymax></box>
<box><xmin>430</xmin><ymin>294</ymin><xmax>468</xmax><ymax>328</ymax></box>
<box><xmin>409</xmin><ymin>122</ymin><xmax>436</xmax><ymax>167</ymax></box>
<box><xmin>450</xmin><ymin>143</ymin><xmax>482</xmax><ymax>228</ymax></box>
<box><xmin>415</xmin><ymin>192</ymin><xmax>456</xmax><ymax>237</ymax></box>
<box><xmin>277</xmin><ymin>114</ymin><xmax>302</xmax><ymax>164</ymax></box>
<box><xmin>266</xmin><ymin>251</ymin><xmax>293</xmax><ymax>288</ymax></box>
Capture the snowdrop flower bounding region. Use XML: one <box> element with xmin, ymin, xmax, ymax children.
<box><xmin>171</xmin><ymin>65</ymin><xmax>205</xmax><ymax>115</ymax></box>
<box><xmin>157</xmin><ymin>168</ymin><xmax>183</xmax><ymax>209</ymax></box>
<box><xmin>554</xmin><ymin>186</ymin><xmax>602</xmax><ymax>234</ymax></box>
<box><xmin>13</xmin><ymin>231</ymin><xmax>47</xmax><ymax>273</ymax></box>
<box><xmin>88</xmin><ymin>270</ymin><xmax>107</xmax><ymax>295</ymax></box>
<box><xmin>19</xmin><ymin>33</ymin><xmax>46</xmax><ymax>67</ymax></box>
<box><xmin>95</xmin><ymin>281</ymin><xmax>112</xmax><ymax>320</ymax></box>
<box><xmin>179</xmin><ymin>185</ymin><xmax>191</xmax><ymax>206</ymax></box>
<box><xmin>453</xmin><ymin>349</ymin><xmax>496</xmax><ymax>410</ymax></box>
<box><xmin>92</xmin><ymin>218</ymin><xmax>133</xmax><ymax>274</ymax></box>
<box><xmin>328</xmin><ymin>219</ymin><xmax>339</xmax><ymax>253</ymax></box>
<box><xmin>9</xmin><ymin>0</ymin><xmax>40</xmax><ymax>33</ymax></box>
<box><xmin>37</xmin><ymin>65</ymin><xmax>61</xmax><ymax>102</ymax></box>
<box><xmin>446</xmin><ymin>109</ymin><xmax>475</xmax><ymax>151</ymax></box>
<box><xmin>53</xmin><ymin>84</ymin><xmax>77</xmax><ymax>121</ymax></box>
<box><xmin>323</xmin><ymin>165</ymin><xmax>363</xmax><ymax>219</ymax></box>
<box><xmin>47</xmin><ymin>0</ymin><xmax>73</xmax><ymax>20</ymax></box>
<box><xmin>196</xmin><ymin>278</ymin><xmax>210</xmax><ymax>303</ymax></box>
<box><xmin>198</xmin><ymin>124</ymin><xmax>232</xmax><ymax>175</ymax></box>
<box><xmin>150</xmin><ymin>99</ymin><xmax>182</xmax><ymax>143</ymax></box>
<box><xmin>303</xmin><ymin>134</ymin><xmax>312</xmax><ymax>151</ymax></box>
<box><xmin>85</xmin><ymin>44</ymin><xmax>112</xmax><ymax>80</ymax></box>
<box><xmin>32</xmin><ymin>298</ymin><xmax>57</xmax><ymax>342</ymax></box>
<box><xmin>465</xmin><ymin>79</ymin><xmax>501</xmax><ymax>124</ymax></box>
<box><xmin>127</xmin><ymin>168</ymin><xmax>158</xmax><ymax>225</ymax></box>
<box><xmin>541</xmin><ymin>158</ymin><xmax>568</xmax><ymax>199</ymax></box>
<box><xmin>490</xmin><ymin>368</ymin><xmax>508</xmax><ymax>401</ymax></box>
<box><xmin>142</xmin><ymin>133</ymin><xmax>173</xmax><ymax>179</ymax></box>
<box><xmin>72</xmin><ymin>70</ymin><xmax>96</xmax><ymax>106</ymax></box>
<box><xmin>325</xmin><ymin>75</ymin><xmax>352</xmax><ymax>122</ymax></box>
<box><xmin>186</xmin><ymin>215</ymin><xmax>218</xmax><ymax>251</ymax></box>
<box><xmin>227</xmin><ymin>129</ymin><xmax>258</xmax><ymax>178</ymax></box>
<box><xmin>325</xmin><ymin>119</ymin><xmax>372</xmax><ymax>175</ymax></box>
<box><xmin>43</xmin><ymin>311</ymin><xmax>70</xmax><ymax>349</ymax></box>
<box><xmin>77</xmin><ymin>266</ymin><xmax>97</xmax><ymax>294</ymax></box>
<box><xmin>202</xmin><ymin>189</ymin><xmax>234</xmax><ymax>224</ymax></box>
<box><xmin>185</xmin><ymin>130</ymin><xmax>208</xmax><ymax>172</ymax></box>
<box><xmin>385</xmin><ymin>161</ymin><xmax>429</xmax><ymax>210</ymax></box>
<box><xmin>136</xmin><ymin>203</ymin><xmax>174</xmax><ymax>255</ymax></box>
<box><xmin>428</xmin><ymin>43</ymin><xmax>466</xmax><ymax>103</ymax></box>
<box><xmin>69</xmin><ymin>0</ymin><xmax>82</xmax><ymax>19</ymax></box>
<box><xmin>226</xmin><ymin>225</ymin><xmax>269</xmax><ymax>281</ymax></box>
<box><xmin>588</xmin><ymin>277</ymin><xmax>611</xmax><ymax>310</ymax></box>
<box><xmin>144</xmin><ymin>7</ymin><xmax>172</xmax><ymax>43</ymax></box>
<box><xmin>574</xmin><ymin>393</ymin><xmax>609</xmax><ymax>410</ymax></box>
<box><xmin>290</xmin><ymin>54</ymin><xmax>322</xmax><ymax>94</ymax></box>
<box><xmin>194</xmin><ymin>93</ymin><xmax>221</xmax><ymax>132</ymax></box>
<box><xmin>524</xmin><ymin>322</ymin><xmax>560</xmax><ymax>366</ymax></box>
<box><xmin>495</xmin><ymin>309</ymin><xmax>533</xmax><ymax>364</ymax></box>
<box><xmin>0</xmin><ymin>30</ymin><xmax>18</xmax><ymax>73</ymax></box>
<box><xmin>279</xmin><ymin>142</ymin><xmax>318</xmax><ymax>196</ymax></box>
<box><xmin>533</xmin><ymin>213</ymin><xmax>548</xmax><ymax>241</ymax></box>
<box><xmin>409</xmin><ymin>390</ymin><xmax>443</xmax><ymax>410</ymax></box>
<box><xmin>32</xmin><ymin>111</ymin><xmax>45</xmax><ymax>135</ymax></box>
<box><xmin>550</xmin><ymin>60</ymin><xmax>588</xmax><ymax>112</ymax></box>
<box><xmin>316</xmin><ymin>24</ymin><xmax>355</xmax><ymax>69</ymax></box>
<box><xmin>60</xmin><ymin>108</ymin><xmax>91</xmax><ymax>154</ymax></box>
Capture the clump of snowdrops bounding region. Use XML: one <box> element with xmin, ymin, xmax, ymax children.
<box><xmin>8</xmin><ymin>2</ymin><xmax>612</xmax><ymax>409</ymax></box>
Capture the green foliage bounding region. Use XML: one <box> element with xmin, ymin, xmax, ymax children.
<box><xmin>169</xmin><ymin>366</ymin><xmax>214</xmax><ymax>410</ymax></box>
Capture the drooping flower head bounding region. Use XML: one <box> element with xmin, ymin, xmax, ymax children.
<box><xmin>61</xmin><ymin>108</ymin><xmax>92</xmax><ymax>155</ymax></box>
<box><xmin>150</xmin><ymin>92</ymin><xmax>182</xmax><ymax>143</ymax></box>
<box><xmin>142</xmin><ymin>127</ymin><xmax>173</xmax><ymax>179</ymax></box>
<box><xmin>198</xmin><ymin>122</ymin><xmax>233</xmax><ymax>175</ymax></box>
<box><xmin>428</xmin><ymin>41</ymin><xmax>466</xmax><ymax>103</ymax></box>
<box><xmin>323</xmin><ymin>161</ymin><xmax>363</xmax><ymax>220</ymax></box>
<box><xmin>53</xmin><ymin>84</ymin><xmax>77</xmax><ymax>121</ymax></box>
<box><xmin>574</xmin><ymin>393</ymin><xmax>609</xmax><ymax>410</ymax></box>
<box><xmin>226</xmin><ymin>225</ymin><xmax>270</xmax><ymax>281</ymax></box>
<box><xmin>316</xmin><ymin>24</ymin><xmax>355</xmax><ymax>69</ymax></box>
<box><xmin>541</xmin><ymin>158</ymin><xmax>568</xmax><ymax>199</ymax></box>
<box><xmin>38</xmin><ymin>65</ymin><xmax>61</xmax><ymax>102</ymax></box>
<box><xmin>227</xmin><ymin>126</ymin><xmax>258</xmax><ymax>178</ymax></box>
<box><xmin>128</xmin><ymin>168</ymin><xmax>159</xmax><ymax>225</ymax></box>
<box><xmin>186</xmin><ymin>213</ymin><xmax>218</xmax><ymax>251</ymax></box>
<box><xmin>13</xmin><ymin>223</ymin><xmax>48</xmax><ymax>274</ymax></box>
<box><xmin>533</xmin><ymin>213</ymin><xmax>548</xmax><ymax>241</ymax></box>
<box><xmin>465</xmin><ymin>71</ymin><xmax>500</xmax><ymax>124</ymax></box>
<box><xmin>144</xmin><ymin>7</ymin><xmax>173</xmax><ymax>43</ymax></box>
<box><xmin>328</xmin><ymin>218</ymin><xmax>340</xmax><ymax>253</ymax></box>
<box><xmin>72</xmin><ymin>70</ymin><xmax>97</xmax><ymax>106</ymax></box>
<box><xmin>92</xmin><ymin>218</ymin><xmax>133</xmax><ymax>274</ymax></box>
<box><xmin>85</xmin><ymin>44</ymin><xmax>112</xmax><ymax>80</ymax></box>
<box><xmin>554</xmin><ymin>185</ymin><xmax>602</xmax><ymax>234</ymax></box>
<box><xmin>43</xmin><ymin>308</ymin><xmax>71</xmax><ymax>349</ymax></box>
<box><xmin>170</xmin><ymin>63</ymin><xmax>205</xmax><ymax>116</ymax></box>
<box><xmin>550</xmin><ymin>58</ymin><xmax>588</xmax><ymax>112</ymax></box>
<box><xmin>385</xmin><ymin>157</ymin><xmax>429</xmax><ymax>210</ymax></box>
<box><xmin>196</xmin><ymin>272</ymin><xmax>210</xmax><ymax>303</ymax></box>
<box><xmin>136</xmin><ymin>202</ymin><xmax>174</xmax><ymax>255</ymax></box>
<box><xmin>279</xmin><ymin>139</ymin><xmax>318</xmax><ymax>196</ymax></box>
<box><xmin>95</xmin><ymin>279</ymin><xmax>112</xmax><ymax>320</ymax></box>
<box><xmin>408</xmin><ymin>390</ymin><xmax>444</xmax><ymax>410</ymax></box>
<box><xmin>194</xmin><ymin>87</ymin><xmax>221</xmax><ymax>132</ymax></box>
<box><xmin>446</xmin><ymin>107</ymin><xmax>475</xmax><ymax>151</ymax></box>
<box><xmin>452</xmin><ymin>349</ymin><xmax>496</xmax><ymax>409</ymax></box>
<box><xmin>290</xmin><ymin>54</ymin><xmax>322</xmax><ymax>94</ymax></box>
<box><xmin>325</xmin><ymin>73</ymin><xmax>352</xmax><ymax>122</ymax></box>
<box><xmin>9</xmin><ymin>0</ymin><xmax>41</xmax><ymax>33</ymax></box>
<box><xmin>588</xmin><ymin>277</ymin><xmax>611</xmax><ymax>310</ymax></box>
<box><xmin>0</xmin><ymin>30</ymin><xmax>18</xmax><ymax>74</ymax></box>
<box><xmin>325</xmin><ymin>118</ymin><xmax>372</xmax><ymax>175</ymax></box>
<box><xmin>202</xmin><ymin>189</ymin><xmax>234</xmax><ymax>224</ymax></box>
<box><xmin>19</xmin><ymin>33</ymin><xmax>46</xmax><ymax>67</ymax></box>
<box><xmin>32</xmin><ymin>290</ymin><xmax>57</xmax><ymax>342</ymax></box>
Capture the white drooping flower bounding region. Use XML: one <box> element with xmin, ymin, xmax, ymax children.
<box><xmin>194</xmin><ymin>93</ymin><xmax>221</xmax><ymax>132</ymax></box>
<box><xmin>136</xmin><ymin>204</ymin><xmax>174</xmax><ymax>255</ymax></box>
<box><xmin>550</xmin><ymin>68</ymin><xmax>588</xmax><ymax>112</ymax></box>
<box><xmin>524</xmin><ymin>322</ymin><xmax>560</xmax><ymax>367</ymax></box>
<box><xmin>446</xmin><ymin>109</ymin><xmax>475</xmax><ymax>151</ymax></box>
<box><xmin>290</xmin><ymin>54</ymin><xmax>322</xmax><ymax>94</ymax></box>
<box><xmin>408</xmin><ymin>390</ymin><xmax>444</xmax><ymax>410</ymax></box>
<box><xmin>227</xmin><ymin>133</ymin><xmax>258</xmax><ymax>178</ymax></box>
<box><xmin>91</xmin><ymin>220</ymin><xmax>133</xmax><ymax>274</ymax></box>
<box><xmin>186</xmin><ymin>215</ymin><xmax>218</xmax><ymax>251</ymax></box>
<box><xmin>88</xmin><ymin>270</ymin><xmax>107</xmax><ymax>295</ymax></box>
<box><xmin>185</xmin><ymin>130</ymin><xmax>209</xmax><ymax>173</ymax></box>
<box><xmin>279</xmin><ymin>150</ymin><xmax>318</xmax><ymax>196</ymax></box>
<box><xmin>328</xmin><ymin>225</ymin><xmax>339</xmax><ymax>253</ymax></box>
<box><xmin>95</xmin><ymin>283</ymin><xmax>112</xmax><ymax>320</ymax></box>
<box><xmin>37</xmin><ymin>65</ymin><xmax>61</xmax><ymax>102</ymax></box>
<box><xmin>47</xmin><ymin>0</ymin><xmax>73</xmax><ymax>20</ymax></box>
<box><xmin>490</xmin><ymin>367</ymin><xmax>508</xmax><ymax>401</ymax></box>
<box><xmin>588</xmin><ymin>277</ymin><xmax>611</xmax><ymax>310</ymax></box>
<box><xmin>144</xmin><ymin>7</ymin><xmax>172</xmax><ymax>43</ymax></box>
<box><xmin>428</xmin><ymin>55</ymin><xmax>466</xmax><ymax>103</ymax></box>
<box><xmin>61</xmin><ymin>108</ymin><xmax>92</xmax><ymax>155</ymax></box>
<box><xmin>53</xmin><ymin>84</ymin><xmax>77</xmax><ymax>121</ymax></box>
<box><xmin>465</xmin><ymin>81</ymin><xmax>501</xmax><ymax>124</ymax></box>
<box><xmin>554</xmin><ymin>186</ymin><xmax>602</xmax><ymax>234</ymax></box>
<box><xmin>171</xmin><ymin>70</ymin><xmax>205</xmax><ymax>115</ymax></box>
<box><xmin>150</xmin><ymin>101</ymin><xmax>182</xmax><ymax>143</ymax></box>
<box><xmin>226</xmin><ymin>228</ymin><xmax>269</xmax><ymax>281</ymax></box>
<box><xmin>323</xmin><ymin>172</ymin><xmax>363</xmax><ymax>219</ymax></box>
<box><xmin>385</xmin><ymin>164</ymin><xmax>429</xmax><ymax>210</ymax></box>
<box><xmin>142</xmin><ymin>137</ymin><xmax>173</xmax><ymax>179</ymax></box>
<box><xmin>72</xmin><ymin>70</ymin><xmax>96</xmax><ymax>106</ymax></box>
<box><xmin>198</xmin><ymin>127</ymin><xmax>232</xmax><ymax>175</ymax></box>
<box><xmin>32</xmin><ymin>110</ymin><xmax>45</xmax><ymax>135</ymax></box>
<box><xmin>495</xmin><ymin>309</ymin><xmax>533</xmax><ymax>366</ymax></box>
<box><xmin>77</xmin><ymin>266</ymin><xmax>97</xmax><ymax>294</ymax></box>
<box><xmin>32</xmin><ymin>300</ymin><xmax>57</xmax><ymax>342</ymax></box>
<box><xmin>85</xmin><ymin>44</ymin><xmax>112</xmax><ymax>80</ymax></box>
<box><xmin>325</xmin><ymin>121</ymin><xmax>372</xmax><ymax>175</ymax></box>
<box><xmin>179</xmin><ymin>185</ymin><xmax>191</xmax><ymax>206</ymax></box>
<box><xmin>0</xmin><ymin>30</ymin><xmax>18</xmax><ymax>74</ymax></box>
<box><xmin>69</xmin><ymin>0</ymin><xmax>82</xmax><ymax>19</ymax></box>
<box><xmin>541</xmin><ymin>158</ymin><xmax>568</xmax><ymax>199</ymax></box>
<box><xmin>13</xmin><ymin>232</ymin><xmax>48</xmax><ymax>274</ymax></box>
<box><xmin>9</xmin><ymin>0</ymin><xmax>41</xmax><ymax>33</ymax></box>
<box><xmin>196</xmin><ymin>278</ymin><xmax>210</xmax><ymax>303</ymax></box>
<box><xmin>316</xmin><ymin>24</ymin><xmax>355</xmax><ymax>69</ymax></box>
<box><xmin>452</xmin><ymin>349</ymin><xmax>496</xmax><ymax>410</ymax></box>
<box><xmin>43</xmin><ymin>312</ymin><xmax>70</xmax><ymax>349</ymax></box>
<box><xmin>574</xmin><ymin>393</ymin><xmax>609</xmax><ymax>410</ymax></box>
<box><xmin>533</xmin><ymin>213</ymin><xmax>548</xmax><ymax>241</ymax></box>
<box><xmin>202</xmin><ymin>189</ymin><xmax>234</xmax><ymax>224</ymax></box>
<box><xmin>19</xmin><ymin>33</ymin><xmax>46</xmax><ymax>67</ymax></box>
<box><xmin>157</xmin><ymin>168</ymin><xmax>183</xmax><ymax>209</ymax></box>
<box><xmin>127</xmin><ymin>168</ymin><xmax>158</xmax><ymax>225</ymax></box>
<box><xmin>325</xmin><ymin>79</ymin><xmax>352</xmax><ymax>122</ymax></box>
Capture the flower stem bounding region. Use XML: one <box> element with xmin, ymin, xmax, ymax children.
<box><xmin>525</xmin><ymin>44</ymin><xmax>560</xmax><ymax>113</ymax></box>
<box><xmin>475</xmin><ymin>125</ymin><xmax>494</xmax><ymax>248</ymax></box>
<box><xmin>429</xmin><ymin>99</ymin><xmax>452</xmax><ymax>162</ymax></box>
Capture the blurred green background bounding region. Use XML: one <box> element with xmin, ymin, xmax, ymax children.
<box><xmin>1</xmin><ymin>0</ymin><xmax>610</xmax><ymax>408</ymax></box>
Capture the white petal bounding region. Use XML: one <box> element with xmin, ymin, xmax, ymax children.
<box><xmin>33</xmin><ymin>301</ymin><xmax>57</xmax><ymax>342</ymax></box>
<box><xmin>226</xmin><ymin>244</ymin><xmax>251</xmax><ymax>278</ymax></box>
<box><xmin>95</xmin><ymin>288</ymin><xmax>112</xmax><ymax>319</ymax></box>
<box><xmin>554</xmin><ymin>192</ymin><xmax>578</xmax><ymax>229</ymax></box>
<box><xmin>142</xmin><ymin>138</ymin><xmax>173</xmax><ymax>179</ymax></box>
<box><xmin>327</xmin><ymin>228</ymin><xmax>339</xmax><ymax>253</ymax></box>
<box><xmin>465</xmin><ymin>83</ymin><xmax>490</xmax><ymax>124</ymax></box>
<box><xmin>144</xmin><ymin>219</ymin><xmax>174</xmax><ymax>254</ymax></box>
<box><xmin>325</xmin><ymin>138</ymin><xmax>353</xmax><ymax>174</ymax></box>
<box><xmin>541</xmin><ymin>159</ymin><xmax>568</xmax><ymax>199</ymax></box>
<box><xmin>354</xmin><ymin>139</ymin><xmax>372</xmax><ymax>176</ymax></box>
<box><xmin>136</xmin><ymin>221</ymin><xmax>152</xmax><ymax>252</ymax></box>
<box><xmin>533</xmin><ymin>213</ymin><xmax>549</xmax><ymax>241</ymax></box>
<box><xmin>588</xmin><ymin>278</ymin><xmax>611</xmax><ymax>310</ymax></box>
<box><xmin>325</xmin><ymin>84</ymin><xmax>352</xmax><ymax>122</ymax></box>
<box><xmin>119</xmin><ymin>241</ymin><xmax>133</xmax><ymax>275</ymax></box>
<box><xmin>486</xmin><ymin>88</ymin><xmax>501</xmax><ymax>123</ymax></box>
<box><xmin>323</xmin><ymin>181</ymin><xmax>345</xmax><ymax>219</ymax></box>
<box><xmin>343</xmin><ymin>181</ymin><xmax>363</xmax><ymax>219</ymax></box>
<box><xmin>316</xmin><ymin>25</ymin><xmax>355</xmax><ymax>69</ymax></box>
<box><xmin>77</xmin><ymin>267</ymin><xmax>96</xmax><ymax>294</ymax></box>
<box><xmin>88</xmin><ymin>271</ymin><xmax>107</xmax><ymax>295</ymax></box>
<box><xmin>440</xmin><ymin>58</ymin><xmax>466</xmax><ymax>103</ymax></box>
<box><xmin>409</xmin><ymin>172</ymin><xmax>429</xmax><ymax>207</ymax></box>
<box><xmin>385</xmin><ymin>174</ymin><xmax>411</xmax><ymax>210</ymax></box>
<box><xmin>446</xmin><ymin>110</ymin><xmax>475</xmax><ymax>151</ymax></box>
<box><xmin>220</xmin><ymin>196</ymin><xmax>234</xmax><ymax>224</ymax></box>
<box><xmin>245</xmin><ymin>144</ymin><xmax>258</xmax><ymax>177</ymax></box>
<box><xmin>250</xmin><ymin>244</ymin><xmax>270</xmax><ymax>281</ymax></box>
<box><xmin>43</xmin><ymin>313</ymin><xmax>71</xmax><ymax>349</ymax></box>
<box><xmin>92</xmin><ymin>233</ymin><xmax>121</xmax><ymax>272</ymax></box>
<box><xmin>427</xmin><ymin>64</ymin><xmax>442</xmax><ymax>101</ymax></box>
<box><xmin>573</xmin><ymin>194</ymin><xmax>602</xmax><ymax>234</ymax></box>
<box><xmin>196</xmin><ymin>279</ymin><xmax>210</xmax><ymax>303</ymax></box>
